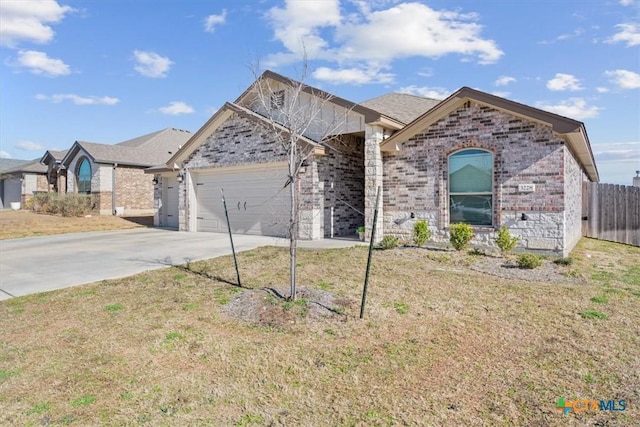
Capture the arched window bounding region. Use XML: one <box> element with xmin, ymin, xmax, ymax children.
<box><xmin>77</xmin><ymin>159</ymin><xmax>91</xmax><ymax>194</ymax></box>
<box><xmin>449</xmin><ymin>149</ymin><xmax>493</xmax><ymax>226</ymax></box>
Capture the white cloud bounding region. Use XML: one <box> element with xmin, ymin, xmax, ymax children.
<box><xmin>133</xmin><ymin>50</ymin><xmax>173</xmax><ymax>78</ymax></box>
<box><xmin>266</xmin><ymin>0</ymin><xmax>341</xmax><ymax>61</ymax></box>
<box><xmin>495</xmin><ymin>76</ymin><xmax>516</xmax><ymax>86</ymax></box>
<box><xmin>204</xmin><ymin>10</ymin><xmax>227</xmax><ymax>32</ymax></box>
<box><xmin>15</xmin><ymin>50</ymin><xmax>70</xmax><ymax>76</ymax></box>
<box><xmin>312</xmin><ymin>66</ymin><xmax>394</xmax><ymax>84</ymax></box>
<box><xmin>607</xmin><ymin>23</ymin><xmax>640</xmax><ymax>46</ymax></box>
<box><xmin>0</xmin><ymin>0</ymin><xmax>74</xmax><ymax>47</ymax></box>
<box><xmin>16</xmin><ymin>141</ymin><xmax>45</xmax><ymax>151</ymax></box>
<box><xmin>158</xmin><ymin>101</ymin><xmax>194</xmax><ymax>115</ymax></box>
<box><xmin>265</xmin><ymin>1</ymin><xmax>502</xmax><ymax>83</ymax></box>
<box><xmin>605</xmin><ymin>69</ymin><xmax>640</xmax><ymax>89</ymax></box>
<box><xmin>536</xmin><ymin>98</ymin><xmax>601</xmax><ymax>120</ymax></box>
<box><xmin>546</xmin><ymin>73</ymin><xmax>583</xmax><ymax>91</ymax></box>
<box><xmin>619</xmin><ymin>0</ymin><xmax>634</xmax><ymax>6</ymax></box>
<box><xmin>596</xmin><ymin>86</ymin><xmax>610</xmax><ymax>93</ymax></box>
<box><xmin>0</xmin><ymin>151</ymin><xmax>12</xmax><ymax>159</ymax></box>
<box><xmin>35</xmin><ymin>93</ymin><xmax>119</xmax><ymax>105</ymax></box>
<box><xmin>334</xmin><ymin>3</ymin><xmax>503</xmax><ymax>64</ymax></box>
<box><xmin>398</xmin><ymin>85</ymin><xmax>451</xmax><ymax>100</ymax></box>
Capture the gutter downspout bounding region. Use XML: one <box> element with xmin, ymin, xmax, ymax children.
<box><xmin>112</xmin><ymin>163</ymin><xmax>118</xmax><ymax>215</ymax></box>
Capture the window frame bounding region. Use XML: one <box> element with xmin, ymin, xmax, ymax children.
<box><xmin>76</xmin><ymin>158</ymin><xmax>92</xmax><ymax>194</ymax></box>
<box><xmin>447</xmin><ymin>148</ymin><xmax>494</xmax><ymax>227</ymax></box>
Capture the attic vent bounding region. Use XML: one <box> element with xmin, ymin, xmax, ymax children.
<box><xmin>271</xmin><ymin>90</ymin><xmax>285</xmax><ymax>109</ymax></box>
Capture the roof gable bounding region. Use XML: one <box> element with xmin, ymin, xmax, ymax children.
<box><xmin>165</xmin><ymin>102</ymin><xmax>324</xmax><ymax>169</ymax></box>
<box><xmin>381</xmin><ymin>87</ymin><xmax>599</xmax><ymax>182</ymax></box>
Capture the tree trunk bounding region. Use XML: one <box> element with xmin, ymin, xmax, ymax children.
<box><xmin>289</xmin><ymin>147</ymin><xmax>297</xmax><ymax>300</ymax></box>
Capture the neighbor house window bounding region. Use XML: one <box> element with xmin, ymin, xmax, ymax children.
<box><xmin>448</xmin><ymin>149</ymin><xmax>493</xmax><ymax>226</ymax></box>
<box><xmin>77</xmin><ymin>158</ymin><xmax>91</xmax><ymax>194</ymax></box>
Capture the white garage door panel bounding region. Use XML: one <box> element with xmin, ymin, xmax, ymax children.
<box><xmin>195</xmin><ymin>166</ymin><xmax>290</xmax><ymax>237</ymax></box>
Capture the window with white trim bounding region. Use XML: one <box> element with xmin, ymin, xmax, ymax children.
<box><xmin>448</xmin><ymin>149</ymin><xmax>493</xmax><ymax>226</ymax></box>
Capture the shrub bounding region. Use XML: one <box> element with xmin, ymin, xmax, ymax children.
<box><xmin>554</xmin><ymin>257</ymin><xmax>574</xmax><ymax>266</ymax></box>
<box><xmin>494</xmin><ymin>226</ymin><xmax>519</xmax><ymax>254</ymax></box>
<box><xmin>26</xmin><ymin>192</ymin><xmax>93</xmax><ymax>217</ymax></box>
<box><xmin>413</xmin><ymin>220</ymin><xmax>431</xmax><ymax>247</ymax></box>
<box><xmin>516</xmin><ymin>253</ymin><xmax>543</xmax><ymax>269</ymax></box>
<box><xmin>449</xmin><ymin>223</ymin><xmax>474</xmax><ymax>251</ymax></box>
<box><xmin>378</xmin><ymin>235</ymin><xmax>399</xmax><ymax>250</ymax></box>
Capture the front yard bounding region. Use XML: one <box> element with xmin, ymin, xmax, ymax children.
<box><xmin>0</xmin><ymin>210</ymin><xmax>152</xmax><ymax>240</ymax></box>
<box><xmin>0</xmin><ymin>238</ymin><xmax>638</xmax><ymax>426</ymax></box>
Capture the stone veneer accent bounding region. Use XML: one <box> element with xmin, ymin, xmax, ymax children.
<box><xmin>382</xmin><ymin>102</ymin><xmax>587</xmax><ymax>255</ymax></box>
<box><xmin>365</xmin><ymin>125</ymin><xmax>384</xmax><ymax>242</ymax></box>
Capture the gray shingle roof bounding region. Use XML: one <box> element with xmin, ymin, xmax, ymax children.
<box><xmin>67</xmin><ymin>128</ymin><xmax>192</xmax><ymax>167</ymax></box>
<box><xmin>1</xmin><ymin>159</ymin><xmax>46</xmax><ymax>174</ymax></box>
<box><xmin>0</xmin><ymin>158</ymin><xmax>31</xmax><ymax>172</ymax></box>
<box><xmin>360</xmin><ymin>93</ymin><xmax>441</xmax><ymax>124</ymax></box>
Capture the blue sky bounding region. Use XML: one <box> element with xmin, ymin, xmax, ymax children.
<box><xmin>1</xmin><ymin>0</ymin><xmax>638</xmax><ymax>184</ymax></box>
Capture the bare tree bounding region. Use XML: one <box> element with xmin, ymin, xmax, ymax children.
<box><xmin>249</xmin><ymin>61</ymin><xmax>347</xmax><ymax>300</ymax></box>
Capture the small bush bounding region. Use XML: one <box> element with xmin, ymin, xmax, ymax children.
<box><xmin>554</xmin><ymin>257</ymin><xmax>574</xmax><ymax>266</ymax></box>
<box><xmin>449</xmin><ymin>223</ymin><xmax>474</xmax><ymax>251</ymax></box>
<box><xmin>26</xmin><ymin>192</ymin><xmax>93</xmax><ymax>217</ymax></box>
<box><xmin>495</xmin><ymin>226</ymin><xmax>519</xmax><ymax>254</ymax></box>
<box><xmin>378</xmin><ymin>235</ymin><xmax>399</xmax><ymax>250</ymax></box>
<box><xmin>516</xmin><ymin>253</ymin><xmax>543</xmax><ymax>269</ymax></box>
<box><xmin>413</xmin><ymin>220</ymin><xmax>431</xmax><ymax>247</ymax></box>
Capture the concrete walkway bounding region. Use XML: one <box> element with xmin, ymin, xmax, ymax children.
<box><xmin>0</xmin><ymin>228</ymin><xmax>361</xmax><ymax>300</ymax></box>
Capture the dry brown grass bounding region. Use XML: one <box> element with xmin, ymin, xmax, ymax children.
<box><xmin>0</xmin><ymin>238</ymin><xmax>638</xmax><ymax>426</ymax></box>
<box><xmin>0</xmin><ymin>210</ymin><xmax>152</xmax><ymax>240</ymax></box>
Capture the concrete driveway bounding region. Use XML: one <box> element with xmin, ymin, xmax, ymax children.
<box><xmin>0</xmin><ymin>228</ymin><xmax>360</xmax><ymax>300</ymax></box>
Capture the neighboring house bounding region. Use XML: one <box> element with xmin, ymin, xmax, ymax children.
<box><xmin>0</xmin><ymin>158</ymin><xmax>48</xmax><ymax>209</ymax></box>
<box><xmin>46</xmin><ymin>128</ymin><xmax>192</xmax><ymax>215</ymax></box>
<box><xmin>150</xmin><ymin>71</ymin><xmax>598</xmax><ymax>256</ymax></box>
<box><xmin>40</xmin><ymin>149</ymin><xmax>69</xmax><ymax>194</ymax></box>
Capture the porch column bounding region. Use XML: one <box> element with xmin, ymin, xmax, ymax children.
<box><xmin>364</xmin><ymin>124</ymin><xmax>384</xmax><ymax>242</ymax></box>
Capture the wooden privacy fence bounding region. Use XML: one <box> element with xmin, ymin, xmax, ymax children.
<box><xmin>582</xmin><ymin>182</ymin><xmax>640</xmax><ymax>247</ymax></box>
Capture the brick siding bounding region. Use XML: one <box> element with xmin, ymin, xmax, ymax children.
<box><xmin>383</xmin><ymin>102</ymin><xmax>583</xmax><ymax>255</ymax></box>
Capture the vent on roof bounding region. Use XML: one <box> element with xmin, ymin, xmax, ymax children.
<box><xmin>271</xmin><ymin>90</ymin><xmax>285</xmax><ymax>110</ymax></box>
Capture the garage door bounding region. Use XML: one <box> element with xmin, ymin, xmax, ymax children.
<box><xmin>194</xmin><ymin>164</ymin><xmax>291</xmax><ymax>237</ymax></box>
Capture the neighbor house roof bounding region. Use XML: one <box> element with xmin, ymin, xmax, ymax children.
<box><xmin>360</xmin><ymin>93</ymin><xmax>441</xmax><ymax>125</ymax></box>
<box><xmin>380</xmin><ymin>87</ymin><xmax>599</xmax><ymax>182</ymax></box>
<box><xmin>40</xmin><ymin>149</ymin><xmax>68</xmax><ymax>166</ymax></box>
<box><xmin>1</xmin><ymin>159</ymin><xmax>47</xmax><ymax>174</ymax></box>
<box><xmin>155</xmin><ymin>102</ymin><xmax>325</xmax><ymax>172</ymax></box>
<box><xmin>0</xmin><ymin>158</ymin><xmax>31</xmax><ymax>172</ymax></box>
<box><xmin>62</xmin><ymin>128</ymin><xmax>192</xmax><ymax>168</ymax></box>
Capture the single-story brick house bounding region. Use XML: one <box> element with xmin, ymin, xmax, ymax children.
<box><xmin>150</xmin><ymin>71</ymin><xmax>598</xmax><ymax>256</ymax></box>
<box><xmin>0</xmin><ymin>158</ymin><xmax>49</xmax><ymax>209</ymax></box>
<box><xmin>43</xmin><ymin>128</ymin><xmax>191</xmax><ymax>215</ymax></box>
